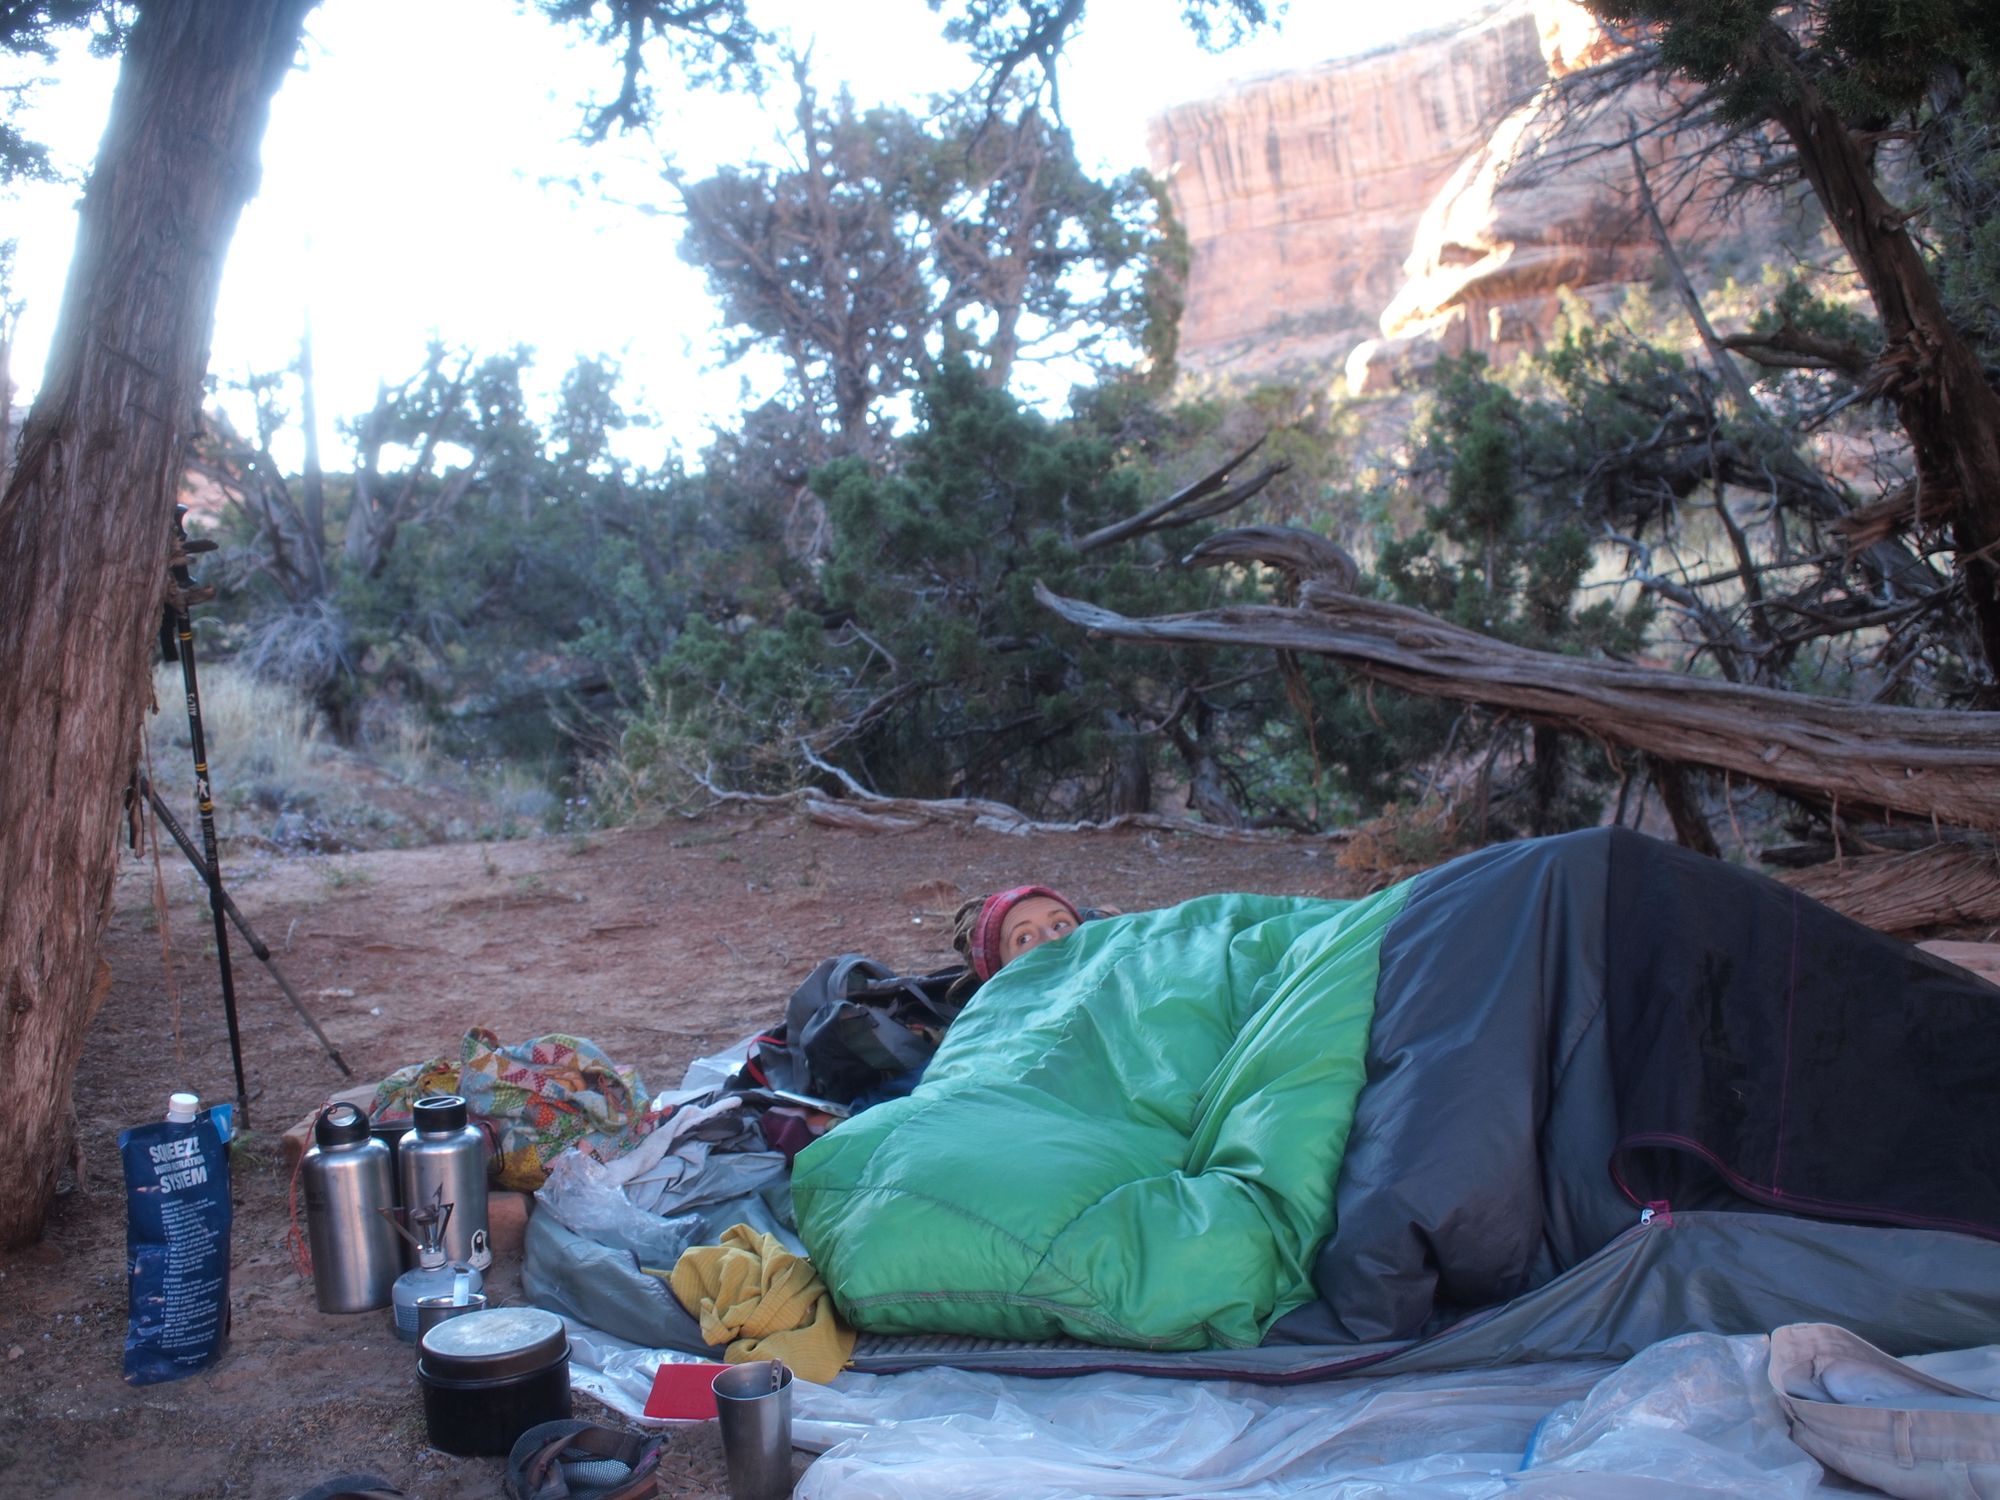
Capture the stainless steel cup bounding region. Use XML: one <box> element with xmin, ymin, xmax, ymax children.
<box><xmin>414</xmin><ymin>1290</ymin><xmax>489</xmax><ymax>1341</ymax></box>
<box><xmin>712</xmin><ymin>1359</ymin><xmax>795</xmax><ymax>1500</ymax></box>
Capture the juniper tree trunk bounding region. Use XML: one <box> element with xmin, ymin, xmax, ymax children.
<box><xmin>1756</xmin><ymin>25</ymin><xmax>2000</xmax><ymax>682</ymax></box>
<box><xmin>0</xmin><ymin>0</ymin><xmax>315</xmax><ymax>1248</ymax></box>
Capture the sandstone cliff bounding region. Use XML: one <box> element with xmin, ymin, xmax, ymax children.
<box><xmin>1148</xmin><ymin>0</ymin><xmax>1669</xmax><ymax>390</ymax></box>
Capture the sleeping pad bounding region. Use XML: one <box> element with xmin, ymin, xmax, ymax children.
<box><xmin>790</xmin><ymin>887</ymin><xmax>1407</xmax><ymax>1348</ymax></box>
<box><xmin>789</xmin><ymin>827</ymin><xmax>2000</xmax><ymax>1355</ymax></box>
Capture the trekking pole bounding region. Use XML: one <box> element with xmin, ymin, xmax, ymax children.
<box><xmin>164</xmin><ymin>506</ymin><xmax>251</xmax><ymax>1122</ymax></box>
<box><xmin>137</xmin><ymin>774</ymin><xmax>353</xmax><ymax>1078</ymax></box>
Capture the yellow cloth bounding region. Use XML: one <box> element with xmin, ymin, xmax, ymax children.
<box><xmin>662</xmin><ymin>1223</ymin><xmax>855</xmax><ymax>1384</ymax></box>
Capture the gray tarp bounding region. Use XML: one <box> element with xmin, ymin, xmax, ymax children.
<box><xmin>526</xmin><ymin>1206</ymin><xmax>2000</xmax><ymax>1379</ymax></box>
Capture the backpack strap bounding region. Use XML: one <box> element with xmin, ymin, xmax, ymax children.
<box><xmin>870</xmin><ymin>965</ymin><xmax>969</xmax><ymax>1027</ymax></box>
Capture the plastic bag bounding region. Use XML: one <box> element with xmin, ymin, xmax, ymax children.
<box><xmin>566</xmin><ymin>1324</ymin><xmax>1612</xmax><ymax>1495</ymax></box>
<box><xmin>1524</xmin><ymin>1333</ymin><xmax>1823</xmax><ymax>1497</ymax></box>
<box><xmin>565</xmin><ymin>1322</ymin><xmax>1993</xmax><ymax>1497</ymax></box>
<box><xmin>537</xmin><ymin>1148</ymin><xmax>715</xmax><ymax>1269</ymax></box>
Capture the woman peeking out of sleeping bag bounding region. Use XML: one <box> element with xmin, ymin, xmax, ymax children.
<box><xmin>791</xmin><ymin>826</ymin><xmax>2000</xmax><ymax>1358</ymax></box>
<box><xmin>947</xmin><ymin>885</ymin><xmax>1121</xmax><ymax>997</ymax></box>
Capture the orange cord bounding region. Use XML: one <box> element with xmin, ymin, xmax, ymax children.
<box><xmin>286</xmin><ymin>1107</ymin><xmax>319</xmax><ymax>1281</ymax></box>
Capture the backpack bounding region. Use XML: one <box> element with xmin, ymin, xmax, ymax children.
<box><xmin>744</xmin><ymin>955</ymin><xmax>968</xmax><ymax>1107</ymax></box>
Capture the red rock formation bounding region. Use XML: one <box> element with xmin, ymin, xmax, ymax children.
<box><xmin>1148</xmin><ymin>4</ymin><xmax>1553</xmax><ymax>379</ymax></box>
<box><xmin>1151</xmin><ymin>0</ymin><xmax>1688</xmax><ymax>391</ymax></box>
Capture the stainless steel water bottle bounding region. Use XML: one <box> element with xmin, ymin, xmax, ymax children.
<box><xmin>397</xmin><ymin>1094</ymin><xmax>491</xmax><ymax>1270</ymax></box>
<box><xmin>301</xmin><ymin>1102</ymin><xmax>400</xmax><ymax>1313</ymax></box>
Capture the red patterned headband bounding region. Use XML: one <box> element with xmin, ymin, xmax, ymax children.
<box><xmin>971</xmin><ymin>885</ymin><xmax>1081</xmax><ymax>981</ymax></box>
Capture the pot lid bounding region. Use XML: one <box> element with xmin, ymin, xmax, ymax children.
<box><xmin>419</xmin><ymin>1306</ymin><xmax>566</xmax><ymax>1380</ymax></box>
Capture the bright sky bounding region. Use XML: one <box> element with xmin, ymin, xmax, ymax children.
<box><xmin>4</xmin><ymin>0</ymin><xmax>1486</xmax><ymax>470</ymax></box>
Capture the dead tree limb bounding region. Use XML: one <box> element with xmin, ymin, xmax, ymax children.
<box><xmin>1915</xmin><ymin>939</ymin><xmax>2000</xmax><ymax>985</ymax></box>
<box><xmin>1630</xmin><ymin>133</ymin><xmax>1761</xmax><ymax>415</ymax></box>
<box><xmin>793</xmin><ymin>791</ymin><xmax>1344</xmax><ymax>843</ymax></box>
<box><xmin>1181</xmin><ymin>526</ymin><xmax>1360</xmax><ymax>601</ymax></box>
<box><xmin>1033</xmin><ymin>565</ymin><xmax>2000</xmax><ymax>832</ymax></box>
<box><xmin>1074</xmin><ymin>435</ymin><xmax>1288</xmax><ymax>554</ymax></box>
<box><xmin>701</xmin><ymin>745</ymin><xmax>1353</xmax><ymax>845</ymax></box>
<box><xmin>1720</xmin><ymin>327</ymin><xmax>1874</xmax><ymax>380</ymax></box>
<box><xmin>1645</xmin><ymin>754</ymin><xmax>1721</xmax><ymax>857</ymax></box>
<box><xmin>1779</xmin><ymin>844</ymin><xmax>2000</xmax><ymax>937</ymax></box>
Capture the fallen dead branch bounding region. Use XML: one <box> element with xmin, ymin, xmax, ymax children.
<box><xmin>1778</xmin><ymin>843</ymin><xmax>2000</xmax><ymax>937</ymax></box>
<box><xmin>1034</xmin><ymin>559</ymin><xmax>2000</xmax><ymax>832</ymax></box>
<box><xmin>1073</xmin><ymin>436</ymin><xmax>1289</xmax><ymax>554</ymax></box>
<box><xmin>796</xmin><ymin>792</ymin><xmax>1351</xmax><ymax>843</ymax></box>
<box><xmin>689</xmin><ymin>758</ymin><xmax>1352</xmax><ymax>845</ymax></box>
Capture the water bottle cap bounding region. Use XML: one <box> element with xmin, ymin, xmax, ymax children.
<box><xmin>167</xmin><ymin>1092</ymin><xmax>200</xmax><ymax>1123</ymax></box>
<box><xmin>412</xmin><ymin>1094</ymin><xmax>469</xmax><ymax>1134</ymax></box>
<box><xmin>313</xmin><ymin>1101</ymin><xmax>373</xmax><ymax>1149</ymax></box>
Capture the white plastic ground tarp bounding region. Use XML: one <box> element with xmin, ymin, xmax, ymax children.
<box><xmin>568</xmin><ymin>1321</ymin><xmax>2000</xmax><ymax>1497</ymax></box>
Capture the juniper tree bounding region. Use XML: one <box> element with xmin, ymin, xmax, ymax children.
<box><xmin>1584</xmin><ymin>0</ymin><xmax>2000</xmax><ymax>682</ymax></box>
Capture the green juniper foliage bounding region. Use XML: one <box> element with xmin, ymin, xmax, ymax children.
<box><xmin>1921</xmin><ymin>63</ymin><xmax>2000</xmax><ymax>368</ymax></box>
<box><xmin>1379</xmin><ymin>352</ymin><xmax>1655</xmax><ymax>664</ymax></box>
<box><xmin>642</xmin><ymin>361</ymin><xmax>1317</xmax><ymax>822</ymax></box>
<box><xmin>674</xmin><ymin>70</ymin><xmax>1180</xmax><ymax>462</ymax></box>
<box><xmin>1358</xmin><ymin>351</ymin><xmax>1659</xmax><ymax>835</ymax></box>
<box><xmin>1587</xmin><ymin>0</ymin><xmax>2000</xmax><ymax>124</ymax></box>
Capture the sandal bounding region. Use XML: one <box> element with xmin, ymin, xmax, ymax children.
<box><xmin>506</xmin><ymin>1419</ymin><xmax>666</xmax><ymax>1500</ymax></box>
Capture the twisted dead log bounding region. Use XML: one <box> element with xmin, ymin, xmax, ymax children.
<box><xmin>1034</xmin><ymin>530</ymin><xmax>2000</xmax><ymax>832</ymax></box>
<box><xmin>1780</xmin><ymin>844</ymin><xmax>2000</xmax><ymax>938</ymax></box>
<box><xmin>797</xmin><ymin>793</ymin><xmax>1345</xmax><ymax>844</ymax></box>
<box><xmin>689</xmin><ymin>757</ymin><xmax>1352</xmax><ymax>845</ymax></box>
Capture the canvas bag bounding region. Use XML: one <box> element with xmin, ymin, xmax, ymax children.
<box><xmin>1769</xmin><ymin>1322</ymin><xmax>2000</xmax><ymax>1499</ymax></box>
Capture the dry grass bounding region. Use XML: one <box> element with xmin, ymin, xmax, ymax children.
<box><xmin>144</xmin><ymin>663</ymin><xmax>581</xmax><ymax>851</ymax></box>
<box><xmin>1333</xmin><ymin>795</ymin><xmax>1483</xmax><ymax>890</ymax></box>
<box><xmin>146</xmin><ymin>661</ymin><xmax>325</xmax><ymax>799</ymax></box>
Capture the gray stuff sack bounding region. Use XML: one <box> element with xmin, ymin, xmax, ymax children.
<box><xmin>1769</xmin><ymin>1322</ymin><xmax>2000</xmax><ymax>1499</ymax></box>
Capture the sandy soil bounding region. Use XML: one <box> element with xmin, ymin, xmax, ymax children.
<box><xmin>0</xmin><ymin>806</ymin><xmax>1366</xmax><ymax>1499</ymax></box>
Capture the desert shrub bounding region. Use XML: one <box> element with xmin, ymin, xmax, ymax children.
<box><xmin>146</xmin><ymin>659</ymin><xmax>323</xmax><ymax>793</ymax></box>
<box><xmin>612</xmin><ymin>362</ymin><xmax>1320</xmax><ymax>823</ymax></box>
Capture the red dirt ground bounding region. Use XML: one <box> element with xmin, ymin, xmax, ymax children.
<box><xmin>0</xmin><ymin>807</ymin><xmax>1367</xmax><ymax>1499</ymax></box>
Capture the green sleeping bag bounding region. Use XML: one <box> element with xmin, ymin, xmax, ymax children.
<box><xmin>790</xmin><ymin>885</ymin><xmax>1408</xmax><ymax>1350</ymax></box>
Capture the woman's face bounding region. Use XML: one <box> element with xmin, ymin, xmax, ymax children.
<box><xmin>998</xmin><ymin>895</ymin><xmax>1077</xmax><ymax>968</ymax></box>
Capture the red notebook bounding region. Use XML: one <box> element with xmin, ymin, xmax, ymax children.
<box><xmin>644</xmin><ymin>1360</ymin><xmax>727</xmax><ymax>1420</ymax></box>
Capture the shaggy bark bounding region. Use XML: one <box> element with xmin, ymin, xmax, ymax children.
<box><xmin>1778</xmin><ymin>844</ymin><xmax>2000</xmax><ymax>938</ymax></box>
<box><xmin>1034</xmin><ymin>531</ymin><xmax>2000</xmax><ymax>832</ymax></box>
<box><xmin>0</xmin><ymin>0</ymin><xmax>315</xmax><ymax>1247</ymax></box>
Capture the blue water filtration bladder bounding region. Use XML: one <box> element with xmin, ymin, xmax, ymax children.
<box><xmin>120</xmin><ymin>1092</ymin><xmax>232</xmax><ymax>1385</ymax></box>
